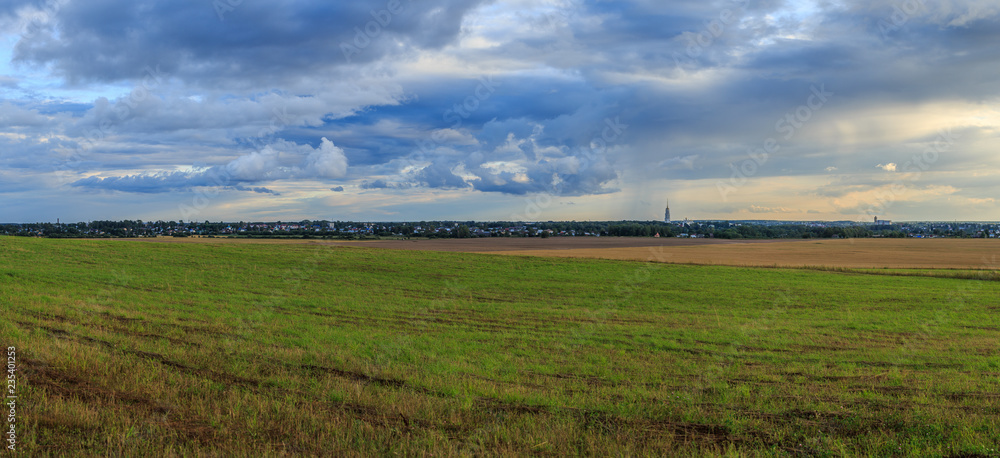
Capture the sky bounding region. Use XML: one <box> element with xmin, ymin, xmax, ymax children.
<box><xmin>1</xmin><ymin>0</ymin><xmax>999</xmax><ymax>223</ymax></box>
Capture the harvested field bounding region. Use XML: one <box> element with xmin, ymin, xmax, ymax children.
<box><xmin>128</xmin><ymin>236</ymin><xmax>786</xmax><ymax>250</ymax></box>
<box><xmin>337</xmin><ymin>236</ymin><xmax>788</xmax><ymax>252</ymax></box>
<box><xmin>476</xmin><ymin>238</ymin><xmax>1000</xmax><ymax>270</ymax></box>
<box><xmin>121</xmin><ymin>237</ymin><xmax>1000</xmax><ymax>269</ymax></box>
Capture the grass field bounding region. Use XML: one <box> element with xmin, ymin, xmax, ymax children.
<box><xmin>2</xmin><ymin>237</ymin><xmax>999</xmax><ymax>456</ymax></box>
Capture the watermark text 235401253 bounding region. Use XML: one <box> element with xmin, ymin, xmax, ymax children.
<box><xmin>6</xmin><ymin>346</ymin><xmax>16</xmax><ymax>451</ymax></box>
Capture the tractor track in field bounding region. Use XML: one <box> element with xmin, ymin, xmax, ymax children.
<box><xmin>21</xmin><ymin>310</ymin><xmax>993</xmax><ymax>452</ymax></box>
<box><xmin>17</xmin><ymin>320</ymin><xmax>260</xmax><ymax>388</ymax></box>
<box><xmin>19</xmin><ymin>356</ymin><xmax>218</xmax><ymax>443</ymax></box>
<box><xmin>25</xmin><ymin>311</ymin><xmax>205</xmax><ymax>348</ymax></box>
<box><xmin>266</xmin><ymin>305</ymin><xmax>553</xmax><ymax>335</ymax></box>
<box><xmin>17</xmin><ymin>320</ymin><xmax>429</xmax><ymax>437</ymax></box>
<box><xmin>18</xmin><ymin>318</ymin><xmax>777</xmax><ymax>447</ymax></box>
<box><xmin>24</xmin><ymin>318</ymin><xmax>987</xmax><ymax>452</ymax></box>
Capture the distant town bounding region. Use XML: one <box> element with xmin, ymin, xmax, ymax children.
<box><xmin>1</xmin><ymin>219</ymin><xmax>998</xmax><ymax>240</ymax></box>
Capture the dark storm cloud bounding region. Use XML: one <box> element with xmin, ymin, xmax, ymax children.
<box><xmin>11</xmin><ymin>0</ymin><xmax>491</xmax><ymax>86</ymax></box>
<box><xmin>359</xmin><ymin>179</ymin><xmax>411</xmax><ymax>190</ymax></box>
<box><xmin>232</xmin><ymin>185</ymin><xmax>279</xmax><ymax>195</ymax></box>
<box><xmin>413</xmin><ymin>160</ymin><xmax>469</xmax><ymax>189</ymax></box>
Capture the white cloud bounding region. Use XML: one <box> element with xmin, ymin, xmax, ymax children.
<box><xmin>659</xmin><ymin>154</ymin><xmax>700</xmax><ymax>171</ymax></box>
<box><xmin>228</xmin><ymin>149</ymin><xmax>281</xmax><ymax>181</ymax></box>
<box><xmin>302</xmin><ymin>138</ymin><xmax>348</xmax><ymax>179</ymax></box>
<box><xmin>748</xmin><ymin>205</ymin><xmax>797</xmax><ymax>213</ymax></box>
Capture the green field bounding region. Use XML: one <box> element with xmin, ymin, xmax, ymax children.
<box><xmin>2</xmin><ymin>237</ymin><xmax>999</xmax><ymax>456</ymax></box>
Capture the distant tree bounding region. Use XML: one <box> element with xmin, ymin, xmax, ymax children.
<box><xmin>453</xmin><ymin>225</ymin><xmax>472</xmax><ymax>239</ymax></box>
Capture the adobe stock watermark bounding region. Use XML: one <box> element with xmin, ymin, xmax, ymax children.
<box><xmin>406</xmin><ymin>75</ymin><xmax>502</xmax><ymax>168</ymax></box>
<box><xmin>54</xmin><ymin>66</ymin><xmax>167</xmax><ymax>183</ymax></box>
<box><xmin>511</xmin><ymin>116</ymin><xmax>628</xmax><ymax>221</ymax></box>
<box><xmin>672</xmin><ymin>0</ymin><xmax>748</xmax><ymax>70</ymax></box>
<box><xmin>9</xmin><ymin>0</ymin><xmax>69</xmax><ymax>38</ymax></box>
<box><xmin>860</xmin><ymin>128</ymin><xmax>960</xmax><ymax>218</ymax></box>
<box><xmin>177</xmin><ymin>105</ymin><xmax>295</xmax><ymax>220</ymax></box>
<box><xmin>182</xmin><ymin>73</ymin><xmax>498</xmax><ymax>220</ymax></box>
<box><xmin>537</xmin><ymin>0</ymin><xmax>581</xmax><ymax>31</ymax></box>
<box><xmin>442</xmin><ymin>76</ymin><xmax>503</xmax><ymax>130</ymax></box>
<box><xmin>891</xmin><ymin>252</ymin><xmax>998</xmax><ymax>373</ymax></box>
<box><xmin>213</xmin><ymin>0</ymin><xmax>244</xmax><ymax>21</ymax></box>
<box><xmin>562</xmin><ymin>246</ymin><xmax>672</xmax><ymax>357</ymax></box>
<box><xmin>340</xmin><ymin>0</ymin><xmax>413</xmax><ymax>62</ymax></box>
<box><xmin>5</xmin><ymin>346</ymin><xmax>16</xmax><ymax>452</ymax></box>
<box><xmin>878</xmin><ymin>0</ymin><xmax>926</xmax><ymax>39</ymax></box>
<box><xmin>717</xmin><ymin>84</ymin><xmax>834</xmax><ymax>201</ymax></box>
<box><xmin>690</xmin><ymin>291</ymin><xmax>794</xmax><ymax>399</ymax></box>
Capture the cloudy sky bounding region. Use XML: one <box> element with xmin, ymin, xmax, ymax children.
<box><xmin>1</xmin><ymin>0</ymin><xmax>998</xmax><ymax>222</ymax></box>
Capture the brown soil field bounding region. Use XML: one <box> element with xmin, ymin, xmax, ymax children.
<box><xmin>112</xmin><ymin>236</ymin><xmax>348</xmax><ymax>245</ymax></box>
<box><xmin>116</xmin><ymin>236</ymin><xmax>1000</xmax><ymax>269</ymax></box>
<box><xmin>481</xmin><ymin>238</ymin><xmax>1000</xmax><ymax>269</ymax></box>
<box><xmin>336</xmin><ymin>237</ymin><xmax>787</xmax><ymax>252</ymax></box>
<box><xmin>120</xmin><ymin>236</ymin><xmax>786</xmax><ymax>251</ymax></box>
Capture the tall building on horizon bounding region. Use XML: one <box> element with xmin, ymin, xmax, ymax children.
<box><xmin>664</xmin><ymin>200</ymin><xmax>671</xmax><ymax>223</ymax></box>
